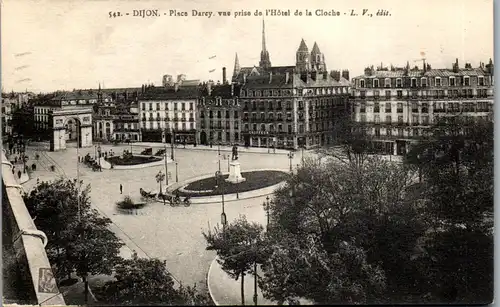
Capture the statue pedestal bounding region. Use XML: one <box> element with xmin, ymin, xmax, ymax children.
<box><xmin>225</xmin><ymin>161</ymin><xmax>246</xmax><ymax>184</ymax></box>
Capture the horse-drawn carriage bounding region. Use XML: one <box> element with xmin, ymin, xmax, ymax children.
<box><xmin>83</xmin><ymin>153</ymin><xmax>102</xmax><ymax>172</ymax></box>
<box><xmin>141</xmin><ymin>188</ymin><xmax>191</xmax><ymax>207</ymax></box>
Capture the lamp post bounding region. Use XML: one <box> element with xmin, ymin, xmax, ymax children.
<box><xmin>94</xmin><ymin>145</ymin><xmax>97</xmax><ymax>160</ymax></box>
<box><xmin>287</xmin><ymin>151</ymin><xmax>294</xmax><ymax>173</ymax></box>
<box><xmin>171</xmin><ymin>130</ymin><xmax>175</xmax><ymax>161</ymax></box>
<box><xmin>175</xmin><ymin>161</ymin><xmax>179</xmax><ymax>183</ymax></box>
<box><xmin>156</xmin><ymin>170</ymin><xmax>165</xmax><ymax>194</ymax></box>
<box><xmin>301</xmin><ymin>146</ymin><xmax>305</xmax><ymax>165</ymax></box>
<box><xmin>58</xmin><ymin>136</ymin><xmax>62</xmax><ymax>151</ymax></box>
<box><xmin>215</xmin><ymin>170</ymin><xmax>226</xmax><ymax>229</ymax></box>
<box><xmin>264</xmin><ymin>196</ymin><xmax>270</xmax><ymax>230</ymax></box>
<box><xmin>164</xmin><ymin>144</ymin><xmax>169</xmax><ymax>186</ymax></box>
<box><xmin>97</xmin><ymin>144</ymin><xmax>102</xmax><ymax>170</ymax></box>
<box><xmin>85</xmin><ymin>133</ymin><xmax>89</xmax><ymax>147</ymax></box>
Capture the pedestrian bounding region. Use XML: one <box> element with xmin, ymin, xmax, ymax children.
<box><xmin>120</xmin><ymin>184</ymin><xmax>123</xmax><ymax>194</ymax></box>
<box><xmin>14</xmin><ymin>156</ymin><xmax>18</xmax><ymax>164</ymax></box>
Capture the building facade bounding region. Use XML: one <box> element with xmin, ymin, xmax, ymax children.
<box><xmin>198</xmin><ymin>81</ymin><xmax>242</xmax><ymax>146</ymax></box>
<box><xmin>350</xmin><ymin>59</ymin><xmax>494</xmax><ymax>155</ymax></box>
<box><xmin>113</xmin><ymin>102</ymin><xmax>140</xmax><ymax>142</ymax></box>
<box><xmin>1</xmin><ymin>94</ymin><xmax>13</xmax><ymax>136</ymax></box>
<box><xmin>232</xmin><ymin>21</ymin><xmax>350</xmax><ymax>149</ymax></box>
<box><xmin>138</xmin><ymin>84</ymin><xmax>199</xmax><ymax>144</ymax></box>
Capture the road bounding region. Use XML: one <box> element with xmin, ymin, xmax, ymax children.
<box><xmin>22</xmin><ymin>143</ymin><xmax>307</xmax><ymax>292</ymax></box>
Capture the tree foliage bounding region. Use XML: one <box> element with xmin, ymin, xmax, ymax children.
<box><xmin>261</xmin><ymin>156</ymin><xmax>430</xmax><ymax>304</ymax></box>
<box><xmin>95</xmin><ymin>254</ymin><xmax>212</xmax><ymax>305</ymax></box>
<box><xmin>24</xmin><ymin>178</ymin><xmax>123</xmax><ymax>283</ymax></box>
<box><xmin>403</xmin><ymin>116</ymin><xmax>494</xmax><ymax>303</ymax></box>
<box><xmin>203</xmin><ymin>216</ymin><xmax>267</xmax><ymax>305</ymax></box>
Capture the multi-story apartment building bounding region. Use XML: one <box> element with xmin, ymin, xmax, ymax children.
<box><xmin>138</xmin><ymin>84</ymin><xmax>199</xmax><ymax>144</ymax></box>
<box><xmin>94</xmin><ymin>87</ymin><xmax>140</xmax><ymax>142</ymax></box>
<box><xmin>113</xmin><ymin>102</ymin><xmax>140</xmax><ymax>141</ymax></box>
<box><xmin>351</xmin><ymin>59</ymin><xmax>494</xmax><ymax>155</ymax></box>
<box><xmin>33</xmin><ymin>90</ymin><xmax>107</xmax><ymax>141</ymax></box>
<box><xmin>232</xmin><ymin>21</ymin><xmax>350</xmax><ymax>149</ymax></box>
<box><xmin>1</xmin><ymin>93</ymin><xmax>13</xmax><ymax>136</ymax></box>
<box><xmin>198</xmin><ymin>78</ymin><xmax>242</xmax><ymax>145</ymax></box>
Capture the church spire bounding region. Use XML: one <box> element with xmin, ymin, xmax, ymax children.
<box><xmin>259</xmin><ymin>19</ymin><xmax>271</xmax><ymax>70</ymax></box>
<box><xmin>233</xmin><ymin>52</ymin><xmax>241</xmax><ymax>78</ymax></box>
<box><xmin>262</xmin><ymin>19</ymin><xmax>267</xmax><ymax>52</ymax></box>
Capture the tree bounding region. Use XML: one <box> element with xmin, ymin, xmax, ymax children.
<box><xmin>203</xmin><ymin>216</ymin><xmax>266</xmax><ymax>305</ymax></box>
<box><xmin>23</xmin><ymin>178</ymin><xmax>123</xmax><ymax>303</ymax></box>
<box><xmin>262</xmin><ymin>157</ymin><xmax>428</xmax><ymax>304</ymax></box>
<box><xmin>403</xmin><ymin>116</ymin><xmax>494</xmax><ymax>303</ymax></box>
<box><xmin>259</xmin><ymin>229</ymin><xmax>386</xmax><ymax>305</ymax></box>
<box><xmin>95</xmin><ymin>253</ymin><xmax>212</xmax><ymax>305</ymax></box>
<box><xmin>156</xmin><ymin>171</ymin><xmax>166</xmax><ymax>194</ymax></box>
<box><xmin>316</xmin><ymin>120</ymin><xmax>374</xmax><ymax>168</ymax></box>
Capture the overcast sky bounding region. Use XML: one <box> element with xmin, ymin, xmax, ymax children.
<box><xmin>1</xmin><ymin>0</ymin><xmax>493</xmax><ymax>93</ymax></box>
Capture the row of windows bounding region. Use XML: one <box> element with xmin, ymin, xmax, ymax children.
<box><xmin>357</xmin><ymin>89</ymin><xmax>489</xmax><ymax>99</ymax></box>
<box><xmin>141</xmin><ymin>112</ymin><xmax>195</xmax><ymax>120</ymax></box>
<box><xmin>200</xmin><ymin>110</ymin><xmax>239</xmax><ymax>118</ymax></box>
<box><xmin>240</xmin><ymin>87</ymin><xmax>348</xmax><ymax>98</ymax></box>
<box><xmin>141</xmin><ymin>102</ymin><xmax>195</xmax><ymax>111</ymax></box>
<box><xmin>201</xmin><ymin>121</ymin><xmax>239</xmax><ymax>129</ymax></box>
<box><xmin>141</xmin><ymin>122</ymin><xmax>195</xmax><ymax>130</ymax></box>
<box><xmin>359</xmin><ymin>101</ymin><xmax>492</xmax><ymax>113</ymax></box>
<box><xmin>357</xmin><ymin>75</ymin><xmax>488</xmax><ymax>88</ymax></box>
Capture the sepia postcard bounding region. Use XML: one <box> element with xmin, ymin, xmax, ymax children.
<box><xmin>1</xmin><ymin>0</ymin><xmax>494</xmax><ymax>305</ymax></box>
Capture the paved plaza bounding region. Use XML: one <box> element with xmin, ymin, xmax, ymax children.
<box><xmin>21</xmin><ymin>143</ymin><xmax>309</xmax><ymax>302</ymax></box>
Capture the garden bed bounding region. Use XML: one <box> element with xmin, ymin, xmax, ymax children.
<box><xmin>106</xmin><ymin>155</ymin><xmax>162</xmax><ymax>166</ymax></box>
<box><xmin>174</xmin><ymin>170</ymin><xmax>288</xmax><ymax>197</ymax></box>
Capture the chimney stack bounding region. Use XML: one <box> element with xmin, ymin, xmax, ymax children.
<box><xmin>342</xmin><ymin>70</ymin><xmax>350</xmax><ymax>81</ymax></box>
<box><xmin>222</xmin><ymin>67</ymin><xmax>227</xmax><ymax>84</ymax></box>
<box><xmin>207</xmin><ymin>82</ymin><xmax>212</xmax><ymax>96</ymax></box>
<box><xmin>311</xmin><ymin>71</ymin><xmax>317</xmax><ymax>81</ymax></box>
<box><xmin>269</xmin><ymin>72</ymin><xmax>273</xmax><ymax>84</ymax></box>
<box><xmin>231</xmin><ymin>83</ymin><xmax>234</xmax><ymax>96</ymax></box>
<box><xmin>243</xmin><ymin>73</ymin><xmax>247</xmax><ymax>84</ymax></box>
<box><xmin>285</xmin><ymin>72</ymin><xmax>290</xmax><ymax>84</ymax></box>
<box><xmin>174</xmin><ymin>83</ymin><xmax>179</xmax><ymax>92</ymax></box>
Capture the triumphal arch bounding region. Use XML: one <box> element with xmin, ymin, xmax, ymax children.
<box><xmin>49</xmin><ymin>108</ymin><xmax>93</xmax><ymax>151</ymax></box>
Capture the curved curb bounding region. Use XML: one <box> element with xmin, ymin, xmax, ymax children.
<box><xmin>166</xmin><ymin>169</ymin><xmax>289</xmax><ymax>204</ymax></box>
<box><xmin>101</xmin><ymin>156</ymin><xmax>174</xmax><ymax>170</ymax></box>
<box><xmin>207</xmin><ymin>257</ymin><xmax>221</xmax><ymax>306</ymax></box>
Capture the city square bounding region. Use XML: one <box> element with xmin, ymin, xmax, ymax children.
<box><xmin>20</xmin><ymin>142</ymin><xmax>308</xmax><ymax>304</ymax></box>
<box><xmin>1</xmin><ymin>0</ymin><xmax>494</xmax><ymax>305</ymax></box>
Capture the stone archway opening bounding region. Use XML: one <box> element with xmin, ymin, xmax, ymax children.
<box><xmin>63</xmin><ymin>117</ymin><xmax>83</xmax><ymax>147</ymax></box>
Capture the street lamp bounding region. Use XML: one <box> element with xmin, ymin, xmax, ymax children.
<box><xmin>97</xmin><ymin>144</ymin><xmax>102</xmax><ymax>170</ymax></box>
<box><xmin>175</xmin><ymin>161</ymin><xmax>179</xmax><ymax>183</ymax></box>
<box><xmin>215</xmin><ymin>170</ymin><xmax>226</xmax><ymax>228</ymax></box>
<box><xmin>156</xmin><ymin>170</ymin><xmax>165</xmax><ymax>194</ymax></box>
<box><xmin>264</xmin><ymin>196</ymin><xmax>270</xmax><ymax>230</ymax></box>
<box><xmin>287</xmin><ymin>151</ymin><xmax>294</xmax><ymax>173</ymax></box>
<box><xmin>164</xmin><ymin>144</ymin><xmax>169</xmax><ymax>186</ymax></box>
<box><xmin>85</xmin><ymin>133</ymin><xmax>89</xmax><ymax>147</ymax></box>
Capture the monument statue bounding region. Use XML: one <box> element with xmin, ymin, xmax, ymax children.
<box><xmin>232</xmin><ymin>145</ymin><xmax>238</xmax><ymax>161</ymax></box>
<box><xmin>227</xmin><ymin>144</ymin><xmax>245</xmax><ymax>183</ymax></box>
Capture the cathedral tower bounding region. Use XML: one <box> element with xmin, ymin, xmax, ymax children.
<box><xmin>295</xmin><ymin>38</ymin><xmax>310</xmax><ymax>73</ymax></box>
<box><xmin>259</xmin><ymin>19</ymin><xmax>272</xmax><ymax>70</ymax></box>
<box><xmin>310</xmin><ymin>42</ymin><xmax>327</xmax><ymax>72</ymax></box>
<box><xmin>233</xmin><ymin>52</ymin><xmax>241</xmax><ymax>78</ymax></box>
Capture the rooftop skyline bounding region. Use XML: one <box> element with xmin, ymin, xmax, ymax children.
<box><xmin>1</xmin><ymin>0</ymin><xmax>493</xmax><ymax>93</ymax></box>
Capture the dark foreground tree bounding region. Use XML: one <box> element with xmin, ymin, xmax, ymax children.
<box><xmin>24</xmin><ymin>178</ymin><xmax>123</xmax><ymax>303</ymax></box>
<box><xmin>261</xmin><ymin>157</ymin><xmax>430</xmax><ymax>304</ymax></box>
<box><xmin>203</xmin><ymin>216</ymin><xmax>267</xmax><ymax>305</ymax></box>
<box><xmin>404</xmin><ymin>116</ymin><xmax>494</xmax><ymax>304</ymax></box>
<box><xmin>95</xmin><ymin>254</ymin><xmax>213</xmax><ymax>305</ymax></box>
